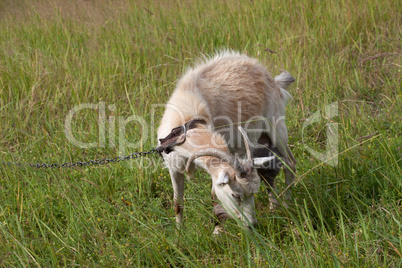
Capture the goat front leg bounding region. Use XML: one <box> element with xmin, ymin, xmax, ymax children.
<box><xmin>211</xmin><ymin>186</ymin><xmax>230</xmax><ymax>235</ymax></box>
<box><xmin>169</xmin><ymin>168</ymin><xmax>185</xmax><ymax>227</ymax></box>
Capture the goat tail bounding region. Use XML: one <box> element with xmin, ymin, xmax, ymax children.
<box><xmin>274</xmin><ymin>71</ymin><xmax>295</xmax><ymax>106</ymax></box>
<box><xmin>274</xmin><ymin>71</ymin><xmax>295</xmax><ymax>90</ymax></box>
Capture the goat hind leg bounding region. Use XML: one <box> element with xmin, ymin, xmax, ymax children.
<box><xmin>280</xmin><ymin>146</ymin><xmax>296</xmax><ymax>201</ymax></box>
<box><xmin>269</xmin><ymin>121</ymin><xmax>296</xmax><ymax>201</ymax></box>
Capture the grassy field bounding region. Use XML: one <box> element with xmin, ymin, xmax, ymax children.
<box><xmin>0</xmin><ymin>0</ymin><xmax>401</xmax><ymax>266</ymax></box>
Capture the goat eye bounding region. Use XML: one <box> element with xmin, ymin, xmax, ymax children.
<box><xmin>232</xmin><ymin>193</ymin><xmax>241</xmax><ymax>200</ymax></box>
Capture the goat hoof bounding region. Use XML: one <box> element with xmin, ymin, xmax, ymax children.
<box><xmin>269</xmin><ymin>198</ymin><xmax>288</xmax><ymax>212</ymax></box>
<box><xmin>269</xmin><ymin>197</ymin><xmax>280</xmax><ymax>212</ymax></box>
<box><xmin>213</xmin><ymin>226</ymin><xmax>224</xmax><ymax>235</ymax></box>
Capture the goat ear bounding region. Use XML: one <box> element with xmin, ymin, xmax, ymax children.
<box><xmin>252</xmin><ymin>156</ymin><xmax>276</xmax><ymax>168</ymax></box>
<box><xmin>216</xmin><ymin>171</ymin><xmax>230</xmax><ymax>186</ymax></box>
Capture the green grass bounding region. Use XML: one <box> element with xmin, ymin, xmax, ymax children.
<box><xmin>0</xmin><ymin>0</ymin><xmax>401</xmax><ymax>266</ymax></box>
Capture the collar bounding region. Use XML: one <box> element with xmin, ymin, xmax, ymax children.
<box><xmin>157</xmin><ymin>119</ymin><xmax>206</xmax><ymax>154</ymax></box>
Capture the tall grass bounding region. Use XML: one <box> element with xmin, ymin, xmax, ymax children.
<box><xmin>0</xmin><ymin>0</ymin><xmax>401</xmax><ymax>266</ymax></box>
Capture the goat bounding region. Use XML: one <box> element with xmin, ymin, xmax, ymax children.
<box><xmin>157</xmin><ymin>51</ymin><xmax>296</xmax><ymax>231</ymax></box>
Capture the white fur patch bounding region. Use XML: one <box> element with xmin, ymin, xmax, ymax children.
<box><xmin>216</xmin><ymin>171</ymin><xmax>229</xmax><ymax>186</ymax></box>
<box><xmin>252</xmin><ymin>156</ymin><xmax>276</xmax><ymax>167</ymax></box>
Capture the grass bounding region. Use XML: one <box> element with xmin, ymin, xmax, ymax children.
<box><xmin>0</xmin><ymin>0</ymin><xmax>401</xmax><ymax>266</ymax></box>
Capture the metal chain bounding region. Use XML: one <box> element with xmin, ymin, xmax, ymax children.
<box><xmin>1</xmin><ymin>120</ymin><xmax>197</xmax><ymax>169</ymax></box>
<box><xmin>1</xmin><ymin>148</ymin><xmax>161</xmax><ymax>169</ymax></box>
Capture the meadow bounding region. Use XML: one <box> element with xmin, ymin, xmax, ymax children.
<box><xmin>0</xmin><ymin>0</ymin><xmax>401</xmax><ymax>266</ymax></box>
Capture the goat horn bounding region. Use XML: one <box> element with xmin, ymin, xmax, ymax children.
<box><xmin>185</xmin><ymin>148</ymin><xmax>240</xmax><ymax>173</ymax></box>
<box><xmin>238</xmin><ymin>126</ymin><xmax>252</xmax><ymax>161</ymax></box>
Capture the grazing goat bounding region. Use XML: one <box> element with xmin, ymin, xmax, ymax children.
<box><xmin>157</xmin><ymin>51</ymin><xmax>296</xmax><ymax>231</ymax></box>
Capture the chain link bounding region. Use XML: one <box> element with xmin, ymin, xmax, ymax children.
<box><xmin>1</xmin><ymin>148</ymin><xmax>160</xmax><ymax>169</ymax></box>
